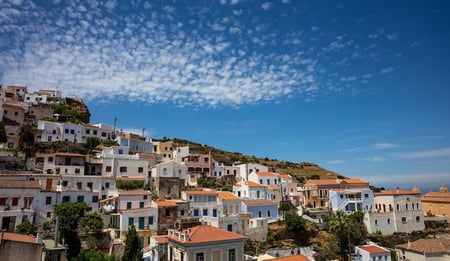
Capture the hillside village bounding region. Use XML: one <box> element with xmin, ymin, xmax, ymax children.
<box><xmin>1</xmin><ymin>85</ymin><xmax>450</xmax><ymax>261</ymax></box>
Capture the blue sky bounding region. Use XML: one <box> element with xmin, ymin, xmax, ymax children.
<box><xmin>1</xmin><ymin>0</ymin><xmax>449</xmax><ymax>189</ymax></box>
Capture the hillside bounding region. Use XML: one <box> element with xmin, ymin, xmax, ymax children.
<box><xmin>171</xmin><ymin>138</ymin><xmax>345</xmax><ymax>184</ymax></box>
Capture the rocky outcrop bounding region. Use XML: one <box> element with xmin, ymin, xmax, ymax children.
<box><xmin>65</xmin><ymin>97</ymin><xmax>91</xmax><ymax>123</ymax></box>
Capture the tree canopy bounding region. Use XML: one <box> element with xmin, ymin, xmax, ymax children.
<box><xmin>122</xmin><ymin>225</ymin><xmax>142</xmax><ymax>261</ymax></box>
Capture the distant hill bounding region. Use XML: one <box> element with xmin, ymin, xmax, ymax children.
<box><xmin>171</xmin><ymin>138</ymin><xmax>345</xmax><ymax>184</ymax></box>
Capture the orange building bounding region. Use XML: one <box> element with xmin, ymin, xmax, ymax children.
<box><xmin>421</xmin><ymin>185</ymin><xmax>450</xmax><ymax>216</ymax></box>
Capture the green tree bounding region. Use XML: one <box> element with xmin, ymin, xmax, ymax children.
<box><xmin>81</xmin><ymin>212</ymin><xmax>104</xmax><ymax>234</ymax></box>
<box><xmin>327</xmin><ymin>210</ymin><xmax>351</xmax><ymax>259</ymax></box>
<box><xmin>102</xmin><ymin>139</ymin><xmax>119</xmax><ymax>147</ymax></box>
<box><xmin>284</xmin><ymin>209</ymin><xmax>308</xmax><ymax>244</ymax></box>
<box><xmin>54</xmin><ymin>202</ymin><xmax>90</xmax><ymax>259</ymax></box>
<box><xmin>14</xmin><ymin>217</ymin><xmax>36</xmax><ymax>235</ymax></box>
<box><xmin>0</xmin><ymin>121</ymin><xmax>7</xmax><ymax>143</ymax></box>
<box><xmin>18</xmin><ymin>123</ymin><xmax>37</xmax><ymax>170</ymax></box>
<box><xmin>122</xmin><ymin>225</ymin><xmax>142</xmax><ymax>261</ymax></box>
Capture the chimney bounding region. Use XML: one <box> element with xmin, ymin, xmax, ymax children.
<box><xmin>412</xmin><ymin>186</ymin><xmax>421</xmax><ymax>194</ymax></box>
<box><xmin>440</xmin><ymin>185</ymin><xmax>448</xmax><ymax>193</ymax></box>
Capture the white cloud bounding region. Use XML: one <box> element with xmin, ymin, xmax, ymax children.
<box><xmin>409</xmin><ymin>41</ymin><xmax>420</xmax><ymax>48</ymax></box>
<box><xmin>373</xmin><ymin>143</ymin><xmax>398</xmax><ymax>150</ymax></box>
<box><xmin>391</xmin><ymin>148</ymin><xmax>450</xmax><ymax>159</ymax></box>
<box><xmin>261</xmin><ymin>2</ymin><xmax>274</xmax><ymax>10</ymax></box>
<box><xmin>386</xmin><ymin>33</ymin><xmax>398</xmax><ymax>40</ymax></box>
<box><xmin>327</xmin><ymin>160</ymin><xmax>345</xmax><ymax>164</ymax></box>
<box><xmin>380</xmin><ymin>66</ymin><xmax>394</xmax><ymax>74</ymax></box>
<box><xmin>362</xmin><ymin>157</ymin><xmax>385</xmax><ymax>162</ymax></box>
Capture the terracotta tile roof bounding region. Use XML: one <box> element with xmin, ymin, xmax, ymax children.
<box><xmin>268</xmin><ymin>184</ymin><xmax>281</xmax><ymax>190</ymax></box>
<box><xmin>375</xmin><ymin>189</ymin><xmax>420</xmax><ymax>196</ymax></box>
<box><xmin>396</xmin><ymin>238</ymin><xmax>450</xmax><ymax>254</ymax></box>
<box><xmin>217</xmin><ymin>191</ymin><xmax>240</xmax><ymax>200</ymax></box>
<box><xmin>168</xmin><ymin>225</ymin><xmax>246</xmax><ymax>244</ymax></box>
<box><xmin>279</xmin><ymin>174</ymin><xmax>291</xmax><ymax>178</ymax></box>
<box><xmin>0</xmin><ymin>179</ymin><xmax>41</xmax><ymax>189</ymax></box>
<box><xmin>246</xmin><ymin>180</ymin><xmax>264</xmax><ymax>187</ymax></box>
<box><xmin>118</xmin><ymin>190</ymin><xmax>151</xmax><ymax>196</ymax></box>
<box><xmin>243</xmin><ymin>199</ymin><xmax>276</xmax><ymax>206</ymax></box>
<box><xmin>99</xmin><ymin>196</ymin><xmax>118</xmax><ymax>203</ymax></box>
<box><xmin>155</xmin><ymin>200</ymin><xmax>177</xmax><ymax>207</ymax></box>
<box><xmin>153</xmin><ymin>236</ymin><xmax>168</xmax><ymax>244</ymax></box>
<box><xmin>267</xmin><ymin>254</ymin><xmax>309</xmax><ymax>261</ymax></box>
<box><xmin>256</xmin><ymin>172</ymin><xmax>278</xmax><ymax>176</ymax></box>
<box><xmin>342</xmin><ymin>178</ymin><xmax>368</xmax><ymax>184</ymax></box>
<box><xmin>1</xmin><ymin>232</ymin><xmax>39</xmax><ymax>244</ymax></box>
<box><xmin>421</xmin><ymin>192</ymin><xmax>450</xmax><ymax>203</ymax></box>
<box><xmin>359</xmin><ymin>245</ymin><xmax>389</xmax><ymax>254</ymax></box>
<box><xmin>120</xmin><ymin>206</ymin><xmax>155</xmax><ymax>213</ymax></box>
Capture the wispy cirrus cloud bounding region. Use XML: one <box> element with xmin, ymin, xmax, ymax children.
<box><xmin>391</xmin><ymin>148</ymin><xmax>450</xmax><ymax>159</ymax></box>
<box><xmin>373</xmin><ymin>143</ymin><xmax>399</xmax><ymax>150</ymax></box>
<box><xmin>0</xmin><ymin>1</ymin><xmax>393</xmax><ymax>108</ymax></box>
<box><xmin>362</xmin><ymin>156</ymin><xmax>385</xmax><ymax>162</ymax></box>
<box><xmin>327</xmin><ymin>160</ymin><xmax>345</xmax><ymax>164</ymax></box>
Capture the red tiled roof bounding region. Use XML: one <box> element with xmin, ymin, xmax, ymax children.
<box><xmin>268</xmin><ymin>184</ymin><xmax>281</xmax><ymax>190</ymax></box>
<box><xmin>217</xmin><ymin>191</ymin><xmax>240</xmax><ymax>200</ymax></box>
<box><xmin>342</xmin><ymin>178</ymin><xmax>368</xmax><ymax>184</ymax></box>
<box><xmin>153</xmin><ymin>236</ymin><xmax>168</xmax><ymax>244</ymax></box>
<box><xmin>246</xmin><ymin>180</ymin><xmax>264</xmax><ymax>187</ymax></box>
<box><xmin>396</xmin><ymin>238</ymin><xmax>450</xmax><ymax>254</ymax></box>
<box><xmin>279</xmin><ymin>174</ymin><xmax>291</xmax><ymax>178</ymax></box>
<box><xmin>1</xmin><ymin>232</ymin><xmax>39</xmax><ymax>244</ymax></box>
<box><xmin>54</xmin><ymin>152</ymin><xmax>85</xmax><ymax>157</ymax></box>
<box><xmin>359</xmin><ymin>245</ymin><xmax>389</xmax><ymax>254</ymax></box>
<box><xmin>421</xmin><ymin>192</ymin><xmax>450</xmax><ymax>203</ymax></box>
<box><xmin>155</xmin><ymin>200</ymin><xmax>177</xmax><ymax>207</ymax></box>
<box><xmin>120</xmin><ymin>206</ymin><xmax>155</xmax><ymax>213</ymax></box>
<box><xmin>168</xmin><ymin>225</ymin><xmax>246</xmax><ymax>244</ymax></box>
<box><xmin>267</xmin><ymin>254</ymin><xmax>309</xmax><ymax>261</ymax></box>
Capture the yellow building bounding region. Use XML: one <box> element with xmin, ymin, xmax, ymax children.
<box><xmin>157</xmin><ymin>141</ymin><xmax>174</xmax><ymax>161</ymax></box>
<box><xmin>421</xmin><ymin>185</ymin><xmax>450</xmax><ymax>216</ymax></box>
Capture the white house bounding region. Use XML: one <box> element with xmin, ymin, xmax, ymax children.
<box><xmin>0</xmin><ymin>180</ymin><xmax>40</xmax><ymax>232</ymax></box>
<box><xmin>248</xmin><ymin>171</ymin><xmax>280</xmax><ymax>186</ymax></box>
<box><xmin>103</xmin><ymin>190</ymin><xmax>158</xmax><ymax>248</ymax></box>
<box><xmin>40</xmin><ymin>152</ymin><xmax>85</xmax><ymax>175</ymax></box>
<box><xmin>233</xmin><ymin>180</ymin><xmax>267</xmax><ymax>200</ymax></box>
<box><xmin>329</xmin><ymin>188</ymin><xmax>374</xmax><ymax>213</ymax></box>
<box><xmin>354</xmin><ymin>244</ymin><xmax>391</xmax><ymax>261</ymax></box>
<box><xmin>364</xmin><ymin>188</ymin><xmax>425</xmax><ymax>235</ymax></box>
<box><xmin>235</xmin><ymin>163</ymin><xmax>268</xmax><ymax>182</ymax></box>
<box><xmin>96</xmin><ymin>146</ymin><xmax>148</xmax><ymax>179</ymax></box>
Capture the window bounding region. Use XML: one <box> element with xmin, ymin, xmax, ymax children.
<box><xmin>77</xmin><ymin>196</ymin><xmax>84</xmax><ymax>203</ymax></box>
<box><xmin>387</xmin><ymin>218</ymin><xmax>391</xmax><ymax>224</ymax></box>
<box><xmin>101</xmin><ymin>132</ymin><xmax>107</xmax><ymax>137</ymax></box>
<box><xmin>106</xmin><ymin>166</ymin><xmax>112</xmax><ymax>172</ymax></box>
<box><xmin>46</xmin><ymin>196</ymin><xmax>52</xmax><ymax>205</ymax></box>
<box><xmin>105</xmin><ymin>182</ymin><xmax>110</xmax><ymax>188</ymax></box>
<box><xmin>65</xmin><ymin>129</ymin><xmax>69</xmax><ymax>134</ymax></box>
<box><xmin>127</xmin><ymin>202</ymin><xmax>132</xmax><ymax>209</ymax></box>
<box><xmin>119</xmin><ymin>166</ymin><xmax>127</xmax><ymax>173</ymax></box>
<box><xmin>143</xmin><ymin>195</ymin><xmax>148</xmax><ymax>200</ymax></box>
<box><xmin>48</xmin><ymin>136</ymin><xmax>52</xmax><ymax>141</ymax></box>
<box><xmin>139</xmin><ymin>202</ymin><xmax>144</xmax><ymax>208</ymax></box>
<box><xmin>86</xmin><ymin>129</ymin><xmax>90</xmax><ymax>134</ymax></box>
<box><xmin>228</xmin><ymin>249</ymin><xmax>236</xmax><ymax>261</ymax></box>
<box><xmin>267</xmin><ymin>210</ymin><xmax>271</xmax><ymax>217</ymax></box>
<box><xmin>258</xmin><ymin>211</ymin><xmax>262</xmax><ymax>218</ymax></box>
<box><xmin>396</xmin><ymin>204</ymin><xmax>399</xmax><ymax>211</ymax></box>
<box><xmin>77</xmin><ymin>182</ymin><xmax>82</xmax><ymax>189</ymax></box>
<box><xmin>148</xmin><ymin>216</ymin><xmax>154</xmax><ymax>225</ymax></box>
<box><xmin>128</xmin><ymin>217</ymin><xmax>134</xmax><ymax>226</ymax></box>
<box><xmin>139</xmin><ymin>217</ymin><xmax>145</xmax><ymax>229</ymax></box>
<box><xmin>62</xmin><ymin>196</ymin><xmax>70</xmax><ymax>203</ymax></box>
<box><xmin>75</xmin><ymin>168</ymin><xmax>80</xmax><ymax>174</ymax></box>
<box><xmin>47</xmin><ymin>212</ymin><xmax>52</xmax><ymax>218</ymax></box>
<box><xmin>92</xmin><ymin>196</ymin><xmax>99</xmax><ymax>203</ymax></box>
<box><xmin>364</xmin><ymin>193</ymin><xmax>369</xmax><ymax>198</ymax></box>
<box><xmin>48</xmin><ymin>157</ymin><xmax>53</xmax><ymax>162</ymax></box>
<box><xmin>87</xmin><ymin>182</ymin><xmax>93</xmax><ymax>189</ymax></box>
<box><xmin>375</xmin><ymin>219</ymin><xmax>378</xmax><ymax>225</ymax></box>
<box><xmin>213</xmin><ymin>209</ymin><xmax>217</xmax><ymax>217</ymax></box>
<box><xmin>401</xmin><ymin>217</ymin><xmax>407</xmax><ymax>224</ymax></box>
<box><xmin>416</xmin><ymin>216</ymin><xmax>420</xmax><ymax>222</ymax></box>
<box><xmin>118</xmin><ymin>149</ymin><xmax>123</xmax><ymax>155</ymax></box>
<box><xmin>70</xmin><ymin>129</ymin><xmax>75</xmax><ymax>134</ymax></box>
<box><xmin>163</xmin><ymin>168</ymin><xmax>167</xmax><ymax>175</ymax></box>
<box><xmin>0</xmin><ymin>197</ymin><xmax>6</xmax><ymax>205</ymax></box>
<box><xmin>203</xmin><ymin>209</ymin><xmax>208</xmax><ymax>216</ymax></box>
<box><xmin>193</xmin><ymin>209</ymin><xmax>199</xmax><ymax>216</ymax></box>
<box><xmin>138</xmin><ymin>167</ymin><xmax>144</xmax><ymax>173</ymax></box>
<box><xmin>195</xmin><ymin>253</ymin><xmax>204</xmax><ymax>261</ymax></box>
<box><xmin>12</xmin><ymin>197</ymin><xmax>18</xmax><ymax>206</ymax></box>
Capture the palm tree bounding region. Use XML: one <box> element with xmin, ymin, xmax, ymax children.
<box><xmin>327</xmin><ymin>210</ymin><xmax>351</xmax><ymax>259</ymax></box>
